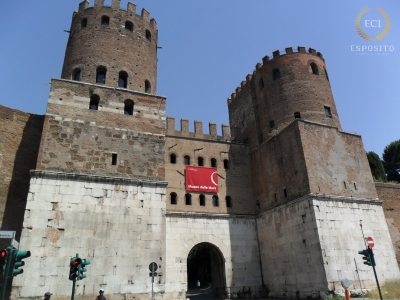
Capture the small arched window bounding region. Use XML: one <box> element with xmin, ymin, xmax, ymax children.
<box><xmin>198</xmin><ymin>157</ymin><xmax>204</xmax><ymax>166</ymax></box>
<box><xmin>212</xmin><ymin>195</ymin><xmax>219</xmax><ymax>207</ymax></box>
<box><xmin>170</xmin><ymin>193</ymin><xmax>177</xmax><ymax>205</ymax></box>
<box><xmin>89</xmin><ymin>95</ymin><xmax>99</xmax><ymax>110</ymax></box>
<box><xmin>170</xmin><ymin>154</ymin><xmax>177</xmax><ymax>164</ymax></box>
<box><xmin>211</xmin><ymin>158</ymin><xmax>217</xmax><ymax>168</ymax></box>
<box><xmin>96</xmin><ymin>66</ymin><xmax>107</xmax><ymax>84</ymax></box>
<box><xmin>273</xmin><ymin>69</ymin><xmax>281</xmax><ymax>80</ymax></box>
<box><xmin>185</xmin><ymin>194</ymin><xmax>192</xmax><ymax>205</ymax></box>
<box><xmin>226</xmin><ymin>196</ymin><xmax>232</xmax><ymax>208</ymax></box>
<box><xmin>81</xmin><ymin>18</ymin><xmax>88</xmax><ymax>28</ymax></box>
<box><xmin>124</xmin><ymin>99</ymin><xmax>134</xmax><ymax>115</ymax></box>
<box><xmin>146</xmin><ymin>29</ymin><xmax>151</xmax><ymax>41</ymax></box>
<box><xmin>294</xmin><ymin>112</ymin><xmax>301</xmax><ymax>119</ymax></box>
<box><xmin>73</xmin><ymin>69</ymin><xmax>81</xmax><ymax>81</ymax></box>
<box><xmin>184</xmin><ymin>155</ymin><xmax>190</xmax><ymax>165</ymax></box>
<box><xmin>199</xmin><ymin>195</ymin><xmax>205</xmax><ymax>206</ymax></box>
<box><xmin>118</xmin><ymin>71</ymin><xmax>128</xmax><ymax>88</ymax></box>
<box><xmin>310</xmin><ymin>63</ymin><xmax>319</xmax><ymax>75</ymax></box>
<box><xmin>145</xmin><ymin>80</ymin><xmax>151</xmax><ymax>93</ymax></box>
<box><xmin>259</xmin><ymin>78</ymin><xmax>264</xmax><ymax>89</ymax></box>
<box><xmin>223</xmin><ymin>159</ymin><xmax>230</xmax><ymax>170</ymax></box>
<box><xmin>125</xmin><ymin>21</ymin><xmax>133</xmax><ymax>31</ymax></box>
<box><xmin>101</xmin><ymin>16</ymin><xmax>110</xmax><ymax>26</ymax></box>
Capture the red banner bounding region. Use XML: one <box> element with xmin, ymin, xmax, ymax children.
<box><xmin>185</xmin><ymin>166</ymin><xmax>218</xmax><ymax>193</ymax></box>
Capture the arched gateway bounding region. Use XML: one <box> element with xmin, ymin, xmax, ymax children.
<box><xmin>187</xmin><ymin>242</ymin><xmax>227</xmax><ymax>299</ymax></box>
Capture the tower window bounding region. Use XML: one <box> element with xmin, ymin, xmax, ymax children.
<box><xmin>273</xmin><ymin>69</ymin><xmax>281</xmax><ymax>80</ymax></box>
<box><xmin>96</xmin><ymin>66</ymin><xmax>107</xmax><ymax>84</ymax></box>
<box><xmin>73</xmin><ymin>69</ymin><xmax>81</xmax><ymax>81</ymax></box>
<box><xmin>223</xmin><ymin>159</ymin><xmax>230</xmax><ymax>170</ymax></box>
<box><xmin>125</xmin><ymin>21</ymin><xmax>133</xmax><ymax>32</ymax></box>
<box><xmin>145</xmin><ymin>80</ymin><xmax>151</xmax><ymax>93</ymax></box>
<box><xmin>170</xmin><ymin>193</ymin><xmax>177</xmax><ymax>205</ymax></box>
<box><xmin>283</xmin><ymin>188</ymin><xmax>287</xmax><ymax>198</ymax></box>
<box><xmin>81</xmin><ymin>18</ymin><xmax>88</xmax><ymax>28</ymax></box>
<box><xmin>118</xmin><ymin>71</ymin><xmax>128</xmax><ymax>88</ymax></box>
<box><xmin>101</xmin><ymin>16</ymin><xmax>110</xmax><ymax>26</ymax></box>
<box><xmin>184</xmin><ymin>155</ymin><xmax>190</xmax><ymax>165</ymax></box>
<box><xmin>269</xmin><ymin>121</ymin><xmax>275</xmax><ymax>131</ymax></box>
<box><xmin>294</xmin><ymin>112</ymin><xmax>301</xmax><ymax>119</ymax></box>
<box><xmin>146</xmin><ymin>29</ymin><xmax>151</xmax><ymax>41</ymax></box>
<box><xmin>170</xmin><ymin>154</ymin><xmax>176</xmax><ymax>164</ymax></box>
<box><xmin>111</xmin><ymin>153</ymin><xmax>117</xmax><ymax>165</ymax></box>
<box><xmin>212</xmin><ymin>195</ymin><xmax>219</xmax><ymax>207</ymax></box>
<box><xmin>211</xmin><ymin>158</ymin><xmax>217</xmax><ymax>168</ymax></box>
<box><xmin>310</xmin><ymin>63</ymin><xmax>319</xmax><ymax>75</ymax></box>
<box><xmin>324</xmin><ymin>106</ymin><xmax>332</xmax><ymax>118</ymax></box>
<box><xmin>185</xmin><ymin>194</ymin><xmax>192</xmax><ymax>205</ymax></box>
<box><xmin>198</xmin><ymin>157</ymin><xmax>204</xmax><ymax>166</ymax></box>
<box><xmin>199</xmin><ymin>195</ymin><xmax>205</xmax><ymax>206</ymax></box>
<box><xmin>89</xmin><ymin>95</ymin><xmax>99</xmax><ymax>110</ymax></box>
<box><xmin>259</xmin><ymin>78</ymin><xmax>264</xmax><ymax>89</ymax></box>
<box><xmin>124</xmin><ymin>99</ymin><xmax>134</xmax><ymax>115</ymax></box>
<box><xmin>226</xmin><ymin>196</ymin><xmax>232</xmax><ymax>208</ymax></box>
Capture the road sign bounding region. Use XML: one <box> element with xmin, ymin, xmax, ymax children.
<box><xmin>149</xmin><ymin>262</ymin><xmax>158</xmax><ymax>272</ymax></box>
<box><xmin>149</xmin><ymin>272</ymin><xmax>157</xmax><ymax>277</ymax></box>
<box><xmin>367</xmin><ymin>237</ymin><xmax>374</xmax><ymax>248</ymax></box>
<box><xmin>341</xmin><ymin>278</ymin><xmax>350</xmax><ymax>289</ymax></box>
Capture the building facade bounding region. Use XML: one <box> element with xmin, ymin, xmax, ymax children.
<box><xmin>0</xmin><ymin>1</ymin><xmax>399</xmax><ymax>299</ymax></box>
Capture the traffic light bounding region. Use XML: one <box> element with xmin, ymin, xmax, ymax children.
<box><xmin>12</xmin><ymin>249</ymin><xmax>31</xmax><ymax>276</ymax></box>
<box><xmin>69</xmin><ymin>257</ymin><xmax>82</xmax><ymax>280</ymax></box>
<box><xmin>78</xmin><ymin>259</ymin><xmax>90</xmax><ymax>280</ymax></box>
<box><xmin>0</xmin><ymin>249</ymin><xmax>8</xmax><ymax>278</ymax></box>
<box><xmin>367</xmin><ymin>247</ymin><xmax>376</xmax><ymax>267</ymax></box>
<box><xmin>358</xmin><ymin>248</ymin><xmax>376</xmax><ymax>267</ymax></box>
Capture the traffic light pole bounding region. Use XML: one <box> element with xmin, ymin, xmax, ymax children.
<box><xmin>371</xmin><ymin>253</ymin><xmax>383</xmax><ymax>300</ymax></box>
<box><xmin>71</xmin><ymin>277</ymin><xmax>76</xmax><ymax>300</ymax></box>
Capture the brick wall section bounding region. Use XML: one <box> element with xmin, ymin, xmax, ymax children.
<box><xmin>375</xmin><ymin>183</ymin><xmax>400</xmax><ymax>267</ymax></box>
<box><xmin>0</xmin><ymin>105</ymin><xmax>44</xmax><ymax>239</ymax></box>
<box><xmin>165</xmin><ymin>118</ymin><xmax>255</xmax><ymax>215</ymax></box>
<box><xmin>36</xmin><ymin>115</ymin><xmax>165</xmax><ymax>180</ymax></box>
<box><xmin>229</xmin><ymin>47</ymin><xmax>340</xmax><ymax>150</ymax></box>
<box><xmin>46</xmin><ymin>79</ymin><xmax>166</xmax><ymax>133</ymax></box>
<box><xmin>300</xmin><ymin>121</ymin><xmax>377</xmax><ymax>199</ymax></box>
<box><xmin>61</xmin><ymin>1</ymin><xmax>158</xmax><ymax>93</ymax></box>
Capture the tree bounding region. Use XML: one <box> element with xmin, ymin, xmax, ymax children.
<box><xmin>367</xmin><ymin>151</ymin><xmax>387</xmax><ymax>182</ymax></box>
<box><xmin>382</xmin><ymin>139</ymin><xmax>400</xmax><ymax>183</ymax></box>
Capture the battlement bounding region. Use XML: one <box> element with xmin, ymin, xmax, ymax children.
<box><xmin>77</xmin><ymin>0</ymin><xmax>156</xmax><ymax>27</ymax></box>
<box><xmin>227</xmin><ymin>46</ymin><xmax>324</xmax><ymax>105</ymax></box>
<box><xmin>166</xmin><ymin>117</ymin><xmax>231</xmax><ymax>141</ymax></box>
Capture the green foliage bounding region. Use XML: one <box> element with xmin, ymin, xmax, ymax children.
<box><xmin>382</xmin><ymin>139</ymin><xmax>400</xmax><ymax>183</ymax></box>
<box><xmin>367</xmin><ymin>151</ymin><xmax>387</xmax><ymax>182</ymax></box>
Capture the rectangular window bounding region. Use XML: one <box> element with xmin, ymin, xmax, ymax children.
<box><xmin>269</xmin><ymin>121</ymin><xmax>275</xmax><ymax>131</ymax></box>
<box><xmin>112</xmin><ymin>153</ymin><xmax>117</xmax><ymax>165</ymax></box>
<box><xmin>283</xmin><ymin>188</ymin><xmax>287</xmax><ymax>198</ymax></box>
<box><xmin>324</xmin><ymin>106</ymin><xmax>332</xmax><ymax>117</ymax></box>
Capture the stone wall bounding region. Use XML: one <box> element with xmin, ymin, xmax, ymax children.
<box><xmin>256</xmin><ymin>195</ymin><xmax>400</xmax><ymax>298</ymax></box>
<box><xmin>376</xmin><ymin>183</ymin><xmax>400</xmax><ymax>267</ymax></box>
<box><xmin>165</xmin><ymin>213</ymin><xmax>263</xmax><ymax>299</ymax></box>
<box><xmin>12</xmin><ymin>171</ymin><xmax>167</xmax><ymax>300</ymax></box>
<box><xmin>0</xmin><ymin>105</ymin><xmax>44</xmax><ymax>240</ymax></box>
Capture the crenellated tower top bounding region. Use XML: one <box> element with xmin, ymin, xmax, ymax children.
<box><xmin>228</xmin><ymin>46</ymin><xmax>340</xmax><ymax>148</ymax></box>
<box><xmin>61</xmin><ymin>0</ymin><xmax>158</xmax><ymax>94</ymax></box>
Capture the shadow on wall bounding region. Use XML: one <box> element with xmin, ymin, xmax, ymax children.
<box><xmin>2</xmin><ymin>115</ymin><xmax>44</xmax><ymax>240</ymax></box>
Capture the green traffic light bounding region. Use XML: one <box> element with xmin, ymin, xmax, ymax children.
<box><xmin>358</xmin><ymin>249</ymin><xmax>372</xmax><ymax>266</ymax></box>
<box><xmin>13</xmin><ymin>250</ymin><xmax>31</xmax><ymax>277</ymax></box>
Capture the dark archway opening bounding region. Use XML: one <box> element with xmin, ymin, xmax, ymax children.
<box><xmin>187</xmin><ymin>242</ymin><xmax>226</xmax><ymax>299</ymax></box>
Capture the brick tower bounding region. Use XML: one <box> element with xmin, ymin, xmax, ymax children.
<box><xmin>12</xmin><ymin>1</ymin><xmax>168</xmax><ymax>299</ymax></box>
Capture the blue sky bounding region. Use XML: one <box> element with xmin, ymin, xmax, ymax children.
<box><xmin>0</xmin><ymin>1</ymin><xmax>399</xmax><ymax>156</ymax></box>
